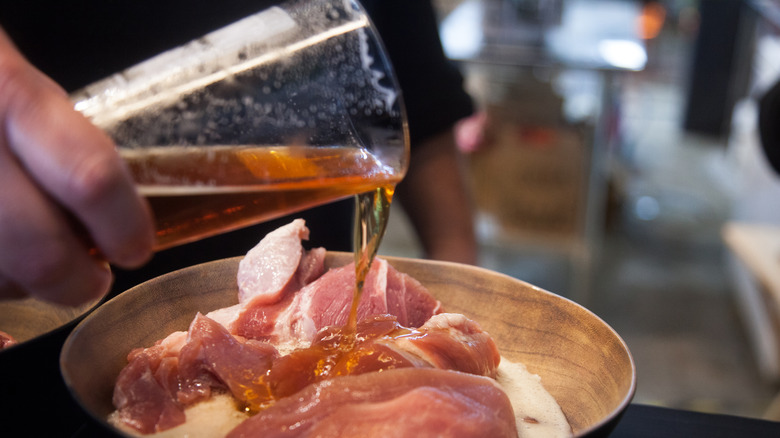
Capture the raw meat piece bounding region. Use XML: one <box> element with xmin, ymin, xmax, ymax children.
<box><xmin>394</xmin><ymin>313</ymin><xmax>501</xmax><ymax>379</ymax></box>
<box><xmin>114</xmin><ymin>310</ymin><xmax>501</xmax><ymax>434</ymax></box>
<box><xmin>236</xmin><ymin>218</ymin><xmax>325</xmax><ymax>305</ymax></box>
<box><xmin>265</xmin><ymin>313</ymin><xmax>500</xmax><ymax>400</ymax></box>
<box><xmin>216</xmin><ymin>220</ymin><xmax>441</xmax><ymax>346</ymax></box>
<box><xmin>113</xmin><ymin>315</ymin><xmax>279</xmax><ymax>433</ymax></box>
<box><xmin>385</xmin><ymin>262</ymin><xmax>443</xmax><ymax>327</ymax></box>
<box><xmin>235</xmin><ymin>258</ymin><xmax>442</xmax><ymax>344</ymax></box>
<box><xmin>112</xmin><ymin>340</ymin><xmax>186</xmax><ymax>434</ymax></box>
<box><xmin>177</xmin><ymin>314</ymin><xmax>279</xmax><ymax>407</ymax></box>
<box><xmin>226</xmin><ymin>368</ymin><xmax>518</xmax><ymax>438</ymax></box>
<box><xmin>0</xmin><ymin>330</ymin><xmax>17</xmax><ymax>349</ymax></box>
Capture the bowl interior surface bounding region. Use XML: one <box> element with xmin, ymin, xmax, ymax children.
<box><xmin>61</xmin><ymin>253</ymin><xmax>635</xmax><ymax>436</ymax></box>
<box><xmin>0</xmin><ymin>295</ymin><xmax>100</xmax><ymax>354</ymax></box>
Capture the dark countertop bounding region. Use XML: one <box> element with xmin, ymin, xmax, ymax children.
<box><xmin>610</xmin><ymin>404</ymin><xmax>780</xmax><ymax>438</ymax></box>
<box><xmin>73</xmin><ymin>403</ymin><xmax>780</xmax><ymax>437</ymax></box>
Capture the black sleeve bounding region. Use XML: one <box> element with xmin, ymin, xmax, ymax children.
<box><xmin>2</xmin><ymin>0</ymin><xmax>473</xmax><ymax>146</ymax></box>
<box><xmin>361</xmin><ymin>0</ymin><xmax>475</xmax><ymax>145</ymax></box>
<box><xmin>0</xmin><ymin>0</ymin><xmax>275</xmax><ymax>92</ymax></box>
<box><xmin>759</xmin><ymin>79</ymin><xmax>780</xmax><ymax>175</ymax></box>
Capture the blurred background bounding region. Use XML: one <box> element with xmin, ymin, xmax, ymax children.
<box><xmin>380</xmin><ymin>0</ymin><xmax>780</xmax><ymax>421</ymax></box>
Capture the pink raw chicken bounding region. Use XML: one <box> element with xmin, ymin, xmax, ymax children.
<box><xmin>227</xmin><ymin>368</ymin><xmax>518</xmax><ymax>438</ymax></box>
<box><xmin>112</xmin><ymin>315</ymin><xmax>279</xmax><ymax>434</ymax></box>
<box><xmin>0</xmin><ymin>330</ymin><xmax>17</xmax><ymax>349</ymax></box>
<box><xmin>210</xmin><ymin>219</ymin><xmax>441</xmax><ymax>344</ymax></box>
<box><xmin>111</xmin><ymin>220</ymin><xmax>512</xmax><ymax>436</ymax></box>
<box><xmin>112</xmin><ymin>311</ymin><xmax>502</xmax><ymax>434</ymax></box>
<box><xmin>236</xmin><ymin>218</ymin><xmax>325</xmax><ymax>305</ymax></box>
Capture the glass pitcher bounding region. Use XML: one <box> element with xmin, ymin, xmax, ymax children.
<box><xmin>70</xmin><ymin>0</ymin><xmax>409</xmax><ymax>251</ymax></box>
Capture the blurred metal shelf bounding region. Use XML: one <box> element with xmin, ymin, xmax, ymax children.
<box><xmin>438</xmin><ymin>0</ymin><xmax>646</xmax><ymax>303</ymax></box>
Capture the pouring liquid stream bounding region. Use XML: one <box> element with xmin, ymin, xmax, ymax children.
<box><xmin>237</xmin><ymin>186</ymin><xmax>397</xmax><ymax>412</ymax></box>
<box><xmin>344</xmin><ymin>185</ymin><xmax>394</xmax><ymax>346</ymax></box>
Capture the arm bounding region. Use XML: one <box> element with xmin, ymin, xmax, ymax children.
<box><xmin>360</xmin><ymin>0</ymin><xmax>478</xmax><ymax>265</ymax></box>
<box><xmin>0</xmin><ymin>29</ymin><xmax>154</xmax><ymax>305</ymax></box>
<box><xmin>395</xmin><ymin>128</ymin><xmax>478</xmax><ymax>265</ymax></box>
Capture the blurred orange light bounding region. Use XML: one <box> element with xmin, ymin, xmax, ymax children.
<box><xmin>638</xmin><ymin>2</ymin><xmax>666</xmax><ymax>40</ymax></box>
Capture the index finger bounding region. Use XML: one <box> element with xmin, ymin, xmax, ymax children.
<box><xmin>0</xmin><ymin>32</ymin><xmax>155</xmax><ymax>268</ymax></box>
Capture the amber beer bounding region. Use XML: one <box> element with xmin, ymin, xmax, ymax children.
<box><xmin>121</xmin><ymin>145</ymin><xmax>402</xmax><ymax>251</ymax></box>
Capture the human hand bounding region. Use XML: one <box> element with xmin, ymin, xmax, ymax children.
<box><xmin>0</xmin><ymin>29</ymin><xmax>154</xmax><ymax>306</ymax></box>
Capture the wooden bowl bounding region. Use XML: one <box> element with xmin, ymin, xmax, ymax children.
<box><xmin>61</xmin><ymin>253</ymin><xmax>636</xmax><ymax>437</ymax></box>
<box><xmin>0</xmin><ymin>295</ymin><xmax>102</xmax><ymax>435</ymax></box>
